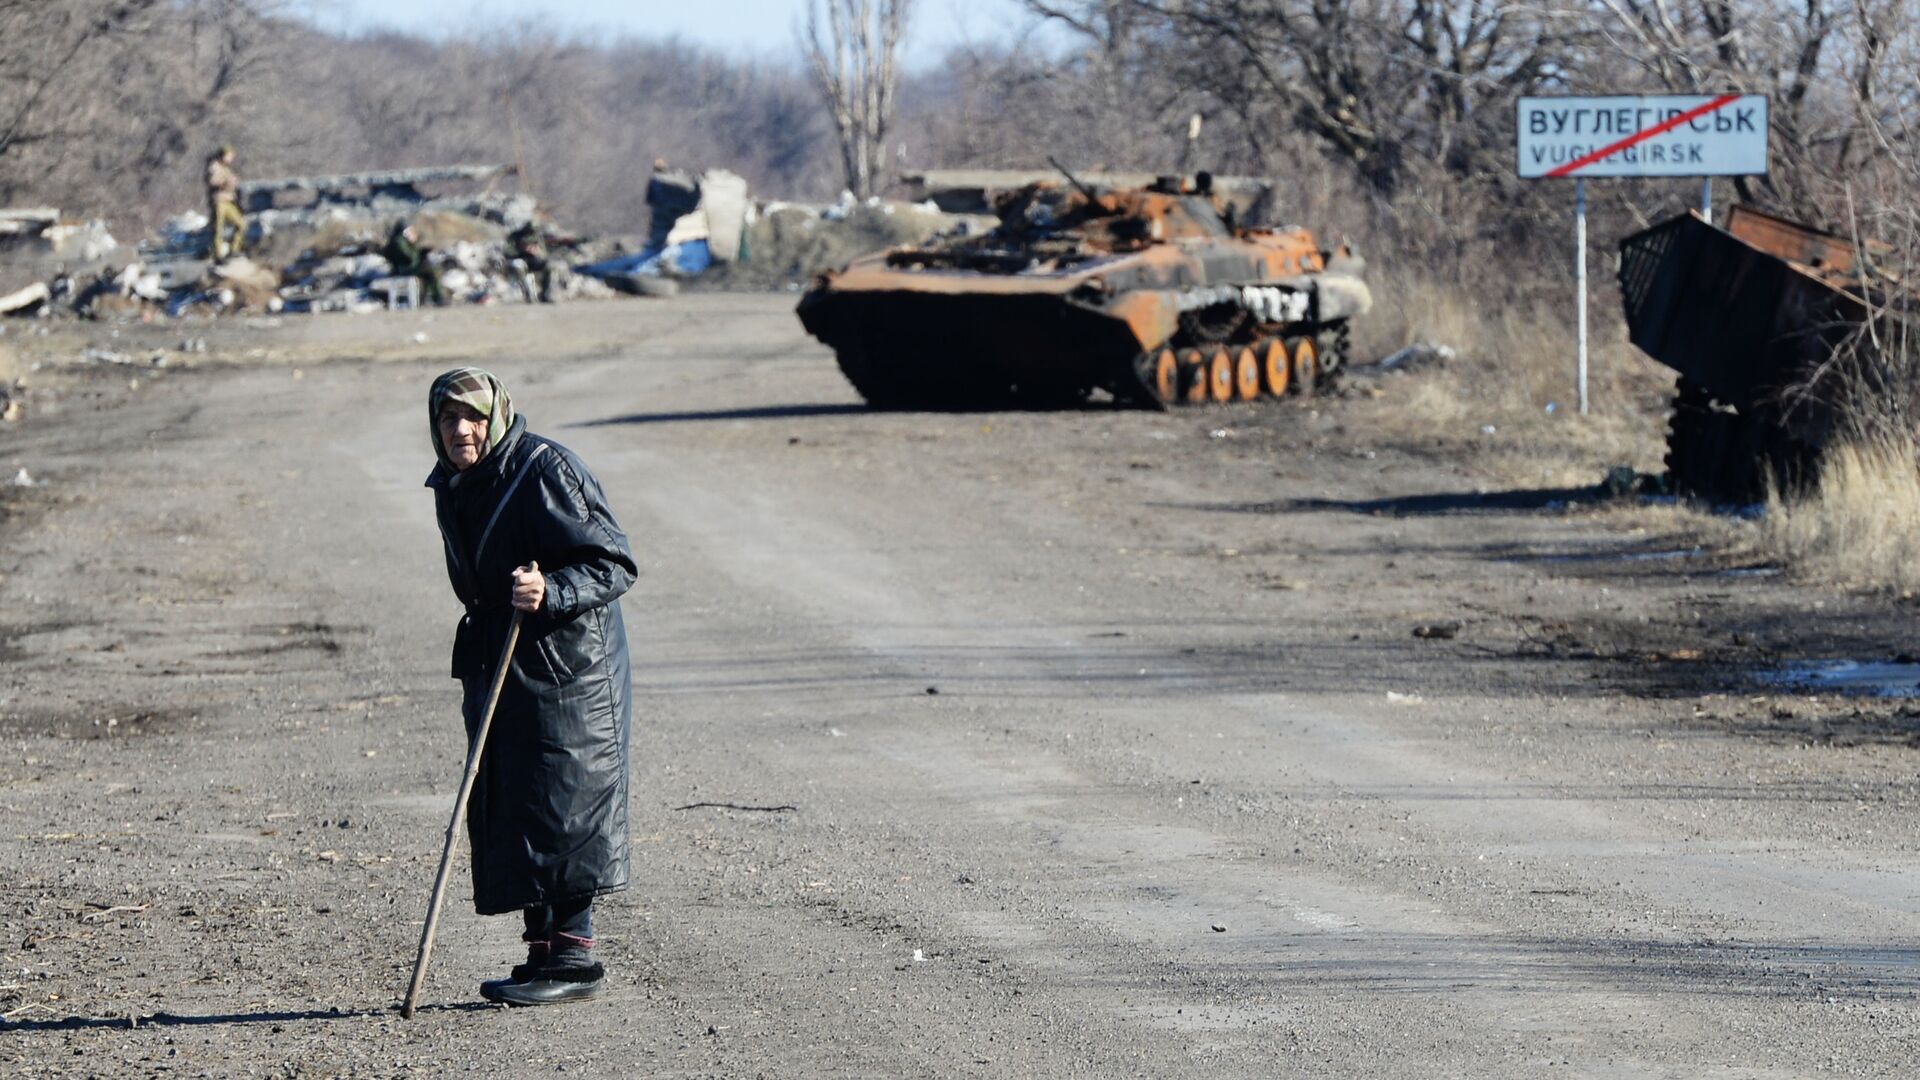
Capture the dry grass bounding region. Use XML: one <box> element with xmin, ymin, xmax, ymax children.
<box><xmin>1368</xmin><ymin>270</ymin><xmax>1920</xmax><ymax>594</ymax></box>
<box><xmin>1760</xmin><ymin>437</ymin><xmax>1920</xmax><ymax>594</ymax></box>
<box><xmin>1359</xmin><ymin>265</ymin><xmax>1674</xmax><ymax>489</ymax></box>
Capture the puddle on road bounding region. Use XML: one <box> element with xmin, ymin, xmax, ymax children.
<box><xmin>1758</xmin><ymin>660</ymin><xmax>1920</xmax><ymax>698</ymax></box>
<box><xmin>1614</xmin><ymin>547</ymin><xmax>1704</xmax><ymax>563</ymax></box>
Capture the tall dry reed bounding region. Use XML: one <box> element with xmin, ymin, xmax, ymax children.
<box><xmin>1762</xmin><ymin>436</ymin><xmax>1920</xmax><ymax>593</ymax></box>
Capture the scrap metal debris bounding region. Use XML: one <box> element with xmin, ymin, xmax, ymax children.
<box><xmin>1620</xmin><ymin>205</ymin><xmax>1907</xmax><ymax>503</ymax></box>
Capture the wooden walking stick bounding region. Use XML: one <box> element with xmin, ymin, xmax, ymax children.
<box><xmin>401</xmin><ymin>604</ymin><xmax>526</xmax><ymax>1019</ymax></box>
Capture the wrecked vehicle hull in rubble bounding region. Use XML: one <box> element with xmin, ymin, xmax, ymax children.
<box><xmin>1619</xmin><ymin>206</ymin><xmax>1890</xmax><ymax>503</ymax></box>
<box><xmin>796</xmin><ymin>181</ymin><xmax>1371</xmax><ymax>408</ymax></box>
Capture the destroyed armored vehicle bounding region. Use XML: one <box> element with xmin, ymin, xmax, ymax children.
<box><xmin>796</xmin><ymin>177</ymin><xmax>1372</xmax><ymax>408</ymax></box>
<box><xmin>1620</xmin><ymin>206</ymin><xmax>1900</xmax><ymax>502</ymax></box>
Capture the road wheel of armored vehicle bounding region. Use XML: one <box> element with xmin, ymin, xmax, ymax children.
<box><xmin>1257</xmin><ymin>339</ymin><xmax>1290</xmax><ymax>397</ymax></box>
<box><xmin>1233</xmin><ymin>347</ymin><xmax>1261</xmax><ymax>401</ymax></box>
<box><xmin>1148</xmin><ymin>348</ymin><xmax>1180</xmax><ymax>404</ymax></box>
<box><xmin>1180</xmin><ymin>349</ymin><xmax>1210</xmax><ymax>404</ymax></box>
<box><xmin>1206</xmin><ymin>348</ymin><xmax>1235</xmax><ymax>403</ymax></box>
<box><xmin>1290</xmin><ymin>338</ymin><xmax>1320</xmax><ymax>397</ymax></box>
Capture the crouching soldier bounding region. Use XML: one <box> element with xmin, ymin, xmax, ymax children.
<box><xmin>385</xmin><ymin>222</ymin><xmax>448</xmax><ymax>306</ymax></box>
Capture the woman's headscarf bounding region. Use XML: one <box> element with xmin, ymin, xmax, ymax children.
<box><xmin>428</xmin><ymin>367</ymin><xmax>516</xmax><ymax>472</ymax></box>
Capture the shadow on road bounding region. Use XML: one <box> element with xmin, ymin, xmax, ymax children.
<box><xmin>1175</xmin><ymin>485</ymin><xmax>1608</xmax><ymax>518</ymax></box>
<box><xmin>0</xmin><ymin>1002</ymin><xmax>490</xmax><ymax>1032</ymax></box>
<box><xmin>572</xmin><ymin>398</ymin><xmax>1153</xmax><ymax>426</ymax></box>
<box><xmin>571</xmin><ymin>403</ymin><xmax>871</xmax><ymax>427</ymax></box>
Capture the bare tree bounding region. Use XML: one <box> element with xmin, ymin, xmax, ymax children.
<box><xmin>999</xmin><ymin>2</ymin><xmax>1207</xmax><ymax>170</ymax></box>
<box><xmin>0</xmin><ymin>1</ymin><xmax>166</xmax><ymax>197</ymax></box>
<box><xmin>0</xmin><ymin>1</ymin><xmax>301</xmax><ymax>220</ymax></box>
<box><xmin>802</xmin><ymin>0</ymin><xmax>912</xmax><ymax>198</ymax></box>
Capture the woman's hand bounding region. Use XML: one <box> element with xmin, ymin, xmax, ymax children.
<box><xmin>511</xmin><ymin>561</ymin><xmax>545</xmax><ymax>612</ymax></box>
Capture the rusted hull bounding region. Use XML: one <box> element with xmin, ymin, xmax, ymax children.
<box><xmin>795</xmin><ymin>179</ymin><xmax>1370</xmax><ymax>409</ymax></box>
<box><xmin>1620</xmin><ymin>210</ymin><xmax>1861</xmax><ymax>439</ymax></box>
<box><xmin>798</xmin><ymin>288</ymin><xmax>1150</xmax><ymax>406</ymax></box>
<box><xmin>1618</xmin><ymin>208</ymin><xmax>1888</xmax><ymax>500</ymax></box>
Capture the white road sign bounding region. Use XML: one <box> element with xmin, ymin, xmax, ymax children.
<box><xmin>1516</xmin><ymin>95</ymin><xmax>1768</xmax><ymax>179</ymax></box>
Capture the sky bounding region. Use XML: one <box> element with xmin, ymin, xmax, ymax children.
<box><xmin>295</xmin><ymin>0</ymin><xmax>1047</xmax><ymax>68</ymax></box>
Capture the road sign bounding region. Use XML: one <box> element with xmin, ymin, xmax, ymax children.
<box><xmin>1516</xmin><ymin>95</ymin><xmax>1769</xmax><ymax>179</ymax></box>
<box><xmin>1514</xmin><ymin>94</ymin><xmax>1771</xmax><ymax>415</ymax></box>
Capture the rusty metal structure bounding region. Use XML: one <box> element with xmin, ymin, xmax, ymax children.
<box><xmin>1620</xmin><ymin>205</ymin><xmax>1893</xmax><ymax>502</ymax></box>
<box><xmin>796</xmin><ymin>177</ymin><xmax>1371</xmax><ymax>409</ymax></box>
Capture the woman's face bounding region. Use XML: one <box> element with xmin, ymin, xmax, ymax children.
<box><xmin>437</xmin><ymin>400</ymin><xmax>489</xmax><ymax>471</ymax></box>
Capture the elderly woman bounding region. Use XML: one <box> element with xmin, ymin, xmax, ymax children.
<box><xmin>426</xmin><ymin>367</ymin><xmax>637</xmax><ymax>1006</ymax></box>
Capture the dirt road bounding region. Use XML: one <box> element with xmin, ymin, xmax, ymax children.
<box><xmin>3</xmin><ymin>297</ymin><xmax>1917</xmax><ymax>1076</ymax></box>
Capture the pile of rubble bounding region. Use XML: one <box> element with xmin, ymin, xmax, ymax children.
<box><xmin>1</xmin><ymin>208</ymin><xmax>119</xmax><ymax>317</ymax></box>
<box><xmin>0</xmin><ymin>164</ymin><xmax>632</xmax><ymax>321</ymax></box>
<box><xmin>0</xmin><ymin>208</ymin><xmax>118</xmax><ymax>263</ymax></box>
<box><xmin>0</xmin><ymin>160</ymin><xmax>985</xmax><ymax>323</ymax></box>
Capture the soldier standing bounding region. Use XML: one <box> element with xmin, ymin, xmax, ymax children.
<box><xmin>205</xmin><ymin>146</ymin><xmax>245</xmax><ymax>263</ymax></box>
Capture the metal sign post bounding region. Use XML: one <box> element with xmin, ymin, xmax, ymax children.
<box><xmin>1515</xmin><ymin>94</ymin><xmax>1769</xmax><ymax>414</ymax></box>
<box><xmin>1575</xmin><ymin>179</ymin><xmax>1588</xmax><ymax>414</ymax></box>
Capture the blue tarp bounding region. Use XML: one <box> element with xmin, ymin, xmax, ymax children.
<box><xmin>576</xmin><ymin>239</ymin><xmax>711</xmax><ymax>280</ymax></box>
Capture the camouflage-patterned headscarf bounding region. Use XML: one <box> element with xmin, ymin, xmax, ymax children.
<box><xmin>428</xmin><ymin>367</ymin><xmax>516</xmax><ymax>472</ymax></box>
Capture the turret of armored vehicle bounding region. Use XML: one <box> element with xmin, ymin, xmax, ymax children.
<box><xmin>796</xmin><ymin>175</ymin><xmax>1371</xmax><ymax>409</ymax></box>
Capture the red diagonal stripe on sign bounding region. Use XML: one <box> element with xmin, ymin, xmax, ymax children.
<box><xmin>1545</xmin><ymin>94</ymin><xmax>1744</xmax><ymax>178</ymax></box>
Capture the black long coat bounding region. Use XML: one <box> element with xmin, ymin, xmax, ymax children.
<box><xmin>427</xmin><ymin>415</ymin><xmax>637</xmax><ymax>915</ymax></box>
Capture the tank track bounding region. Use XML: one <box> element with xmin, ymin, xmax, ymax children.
<box><xmin>1117</xmin><ymin>319</ymin><xmax>1347</xmax><ymax>409</ymax></box>
<box><xmin>1177</xmin><ymin>304</ymin><xmax>1249</xmax><ymax>345</ymax></box>
<box><xmin>1321</xmin><ymin>322</ymin><xmax>1352</xmax><ymax>374</ymax></box>
<box><xmin>1664</xmin><ymin>377</ymin><xmax>1816</xmax><ymax>503</ymax></box>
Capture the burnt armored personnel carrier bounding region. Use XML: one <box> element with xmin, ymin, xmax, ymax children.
<box><xmin>1619</xmin><ymin>206</ymin><xmax>1897</xmax><ymax>502</ymax></box>
<box><xmin>796</xmin><ymin>177</ymin><xmax>1371</xmax><ymax>409</ymax></box>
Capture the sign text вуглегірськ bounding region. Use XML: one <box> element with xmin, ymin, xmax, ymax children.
<box><xmin>1516</xmin><ymin>95</ymin><xmax>1769</xmax><ymax>179</ymax></box>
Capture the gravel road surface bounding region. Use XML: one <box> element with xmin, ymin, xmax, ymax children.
<box><xmin>2</xmin><ymin>296</ymin><xmax>1916</xmax><ymax>1077</ymax></box>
